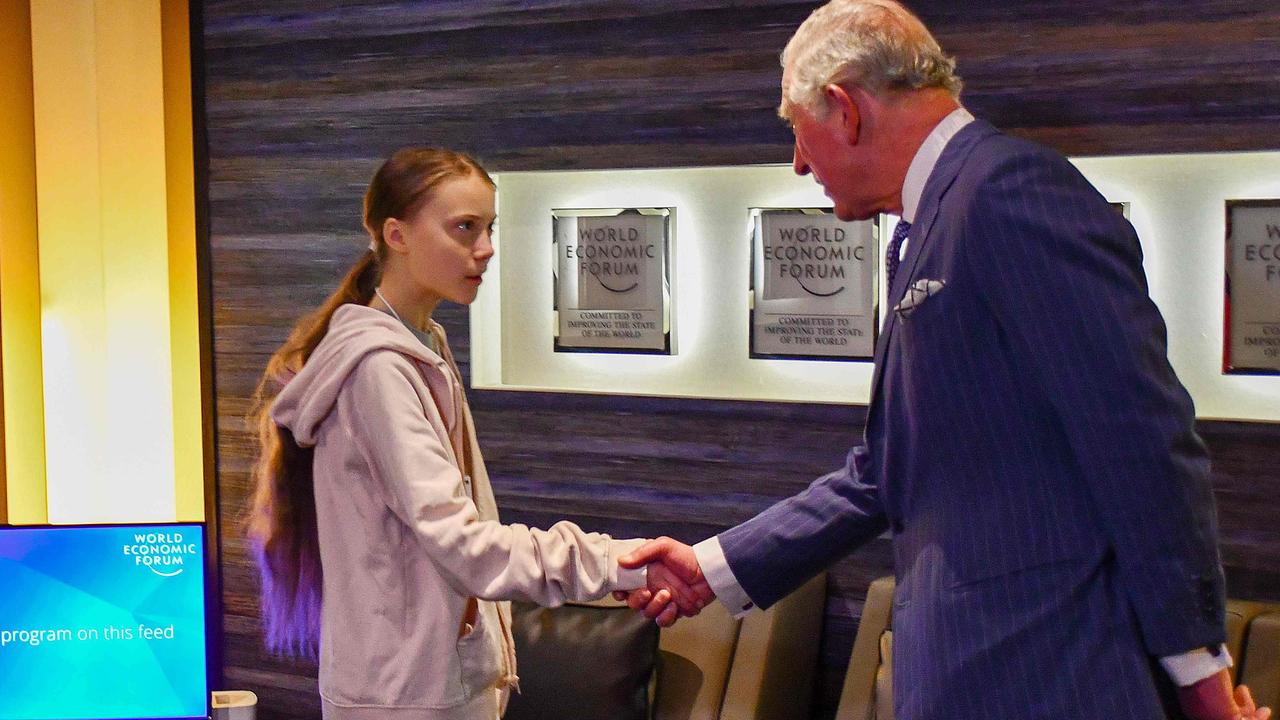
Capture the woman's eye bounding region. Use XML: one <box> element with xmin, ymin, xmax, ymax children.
<box><xmin>456</xmin><ymin>220</ymin><xmax>474</xmax><ymax>231</ymax></box>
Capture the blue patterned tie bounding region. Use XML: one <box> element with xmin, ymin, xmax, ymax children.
<box><xmin>886</xmin><ymin>219</ymin><xmax>911</xmax><ymax>291</ymax></box>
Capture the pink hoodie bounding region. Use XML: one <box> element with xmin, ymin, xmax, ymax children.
<box><xmin>272</xmin><ymin>303</ymin><xmax>645</xmax><ymax>719</ymax></box>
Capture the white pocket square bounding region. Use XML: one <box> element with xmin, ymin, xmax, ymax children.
<box><xmin>893</xmin><ymin>279</ymin><xmax>946</xmax><ymax>318</ymax></box>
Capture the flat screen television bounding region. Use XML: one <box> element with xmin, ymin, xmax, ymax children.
<box><xmin>0</xmin><ymin>522</ymin><xmax>211</xmax><ymax>720</ymax></box>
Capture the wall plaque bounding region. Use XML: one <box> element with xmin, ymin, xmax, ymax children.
<box><xmin>1225</xmin><ymin>200</ymin><xmax>1280</xmax><ymax>374</ymax></box>
<box><xmin>749</xmin><ymin>208</ymin><xmax>877</xmax><ymax>360</ymax></box>
<box><xmin>553</xmin><ymin>207</ymin><xmax>672</xmax><ymax>353</ymax></box>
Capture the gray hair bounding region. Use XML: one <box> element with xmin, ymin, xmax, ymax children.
<box><xmin>780</xmin><ymin>0</ymin><xmax>962</xmax><ymax>118</ymax></box>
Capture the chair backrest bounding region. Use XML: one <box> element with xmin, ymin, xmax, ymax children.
<box><xmin>504</xmin><ymin>600</ymin><xmax>659</xmax><ymax>720</ymax></box>
<box><xmin>652</xmin><ymin>597</ymin><xmax>741</xmax><ymax>720</ymax></box>
<box><xmin>576</xmin><ymin>572</ymin><xmax>827</xmax><ymax>720</ymax></box>
<box><xmin>834</xmin><ymin>578</ymin><xmax>1280</xmax><ymax>720</ymax></box>
<box><xmin>717</xmin><ymin>573</ymin><xmax>827</xmax><ymax>720</ymax></box>
<box><xmin>1239</xmin><ymin>610</ymin><xmax>1280</xmax><ymax>710</ymax></box>
<box><xmin>1227</xmin><ymin>601</ymin><xmax>1277</xmax><ymax>682</ymax></box>
<box><xmin>833</xmin><ymin>576</ymin><xmax>895</xmax><ymax>720</ymax></box>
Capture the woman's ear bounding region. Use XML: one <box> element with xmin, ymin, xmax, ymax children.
<box><xmin>382</xmin><ymin>217</ymin><xmax>408</xmax><ymax>253</ymax></box>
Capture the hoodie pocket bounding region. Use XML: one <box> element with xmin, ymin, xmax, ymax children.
<box><xmin>455</xmin><ymin>603</ymin><xmax>504</xmax><ymax>700</ymax></box>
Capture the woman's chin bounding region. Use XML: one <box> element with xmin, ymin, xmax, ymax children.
<box><xmin>448</xmin><ymin>288</ymin><xmax>480</xmax><ymax>306</ymax></box>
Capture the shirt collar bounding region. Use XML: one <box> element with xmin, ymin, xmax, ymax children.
<box><xmin>901</xmin><ymin>107</ymin><xmax>974</xmax><ymax>223</ymax></box>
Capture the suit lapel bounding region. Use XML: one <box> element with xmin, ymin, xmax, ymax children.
<box><xmin>865</xmin><ymin>120</ymin><xmax>999</xmax><ymax>420</ymax></box>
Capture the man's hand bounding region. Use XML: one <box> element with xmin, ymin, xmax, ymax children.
<box><xmin>1177</xmin><ymin>670</ymin><xmax>1271</xmax><ymax>720</ymax></box>
<box><xmin>611</xmin><ymin>537</ymin><xmax>715</xmax><ymax>627</ymax></box>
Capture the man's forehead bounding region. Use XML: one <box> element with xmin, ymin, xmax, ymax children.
<box><xmin>778</xmin><ymin>70</ymin><xmax>794</xmax><ymax>122</ymax></box>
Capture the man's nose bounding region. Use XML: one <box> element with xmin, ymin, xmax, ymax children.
<box><xmin>792</xmin><ymin>144</ymin><xmax>811</xmax><ymax>176</ymax></box>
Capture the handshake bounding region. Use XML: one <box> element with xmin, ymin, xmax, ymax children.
<box><xmin>612</xmin><ymin>537</ymin><xmax>716</xmax><ymax>627</ymax></box>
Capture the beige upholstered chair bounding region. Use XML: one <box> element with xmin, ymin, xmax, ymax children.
<box><xmin>512</xmin><ymin>573</ymin><xmax>826</xmax><ymax>720</ymax></box>
<box><xmin>833</xmin><ymin>576</ymin><xmax>896</xmax><ymax>720</ymax></box>
<box><xmin>834</xmin><ymin>576</ymin><xmax>1280</xmax><ymax>720</ymax></box>
<box><xmin>652</xmin><ymin>572</ymin><xmax>826</xmax><ymax>720</ymax></box>
<box><xmin>1227</xmin><ymin>601</ymin><xmax>1275</xmax><ymax>682</ymax></box>
<box><xmin>1240</xmin><ymin>610</ymin><xmax>1280</xmax><ymax>709</ymax></box>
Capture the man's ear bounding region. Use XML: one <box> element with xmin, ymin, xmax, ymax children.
<box><xmin>824</xmin><ymin>83</ymin><xmax>862</xmax><ymax>145</ymax></box>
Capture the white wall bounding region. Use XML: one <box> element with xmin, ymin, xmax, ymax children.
<box><xmin>474</xmin><ymin>151</ymin><xmax>1280</xmax><ymax>422</ymax></box>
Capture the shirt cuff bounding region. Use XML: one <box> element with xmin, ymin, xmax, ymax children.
<box><xmin>693</xmin><ymin>536</ymin><xmax>756</xmax><ymax>618</ymax></box>
<box><xmin>1159</xmin><ymin>644</ymin><xmax>1232</xmax><ymax>687</ymax></box>
<box><xmin>610</xmin><ymin>538</ymin><xmax>648</xmax><ymax>591</ymax></box>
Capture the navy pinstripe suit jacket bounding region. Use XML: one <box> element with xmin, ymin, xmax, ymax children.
<box><xmin>718</xmin><ymin>121</ymin><xmax>1227</xmax><ymax>719</ymax></box>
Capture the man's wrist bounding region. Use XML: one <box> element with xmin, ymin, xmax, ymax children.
<box><xmin>692</xmin><ymin>537</ymin><xmax>755</xmax><ymax>617</ymax></box>
<box><xmin>1175</xmin><ymin>668</ymin><xmax>1242</xmax><ymax>720</ymax></box>
<box><xmin>1161</xmin><ymin>644</ymin><xmax>1232</xmax><ymax>687</ymax></box>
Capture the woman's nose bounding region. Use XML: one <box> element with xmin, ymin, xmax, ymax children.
<box><xmin>475</xmin><ymin>231</ymin><xmax>495</xmax><ymax>260</ymax></box>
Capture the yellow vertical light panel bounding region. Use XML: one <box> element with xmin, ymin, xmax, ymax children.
<box><xmin>31</xmin><ymin>0</ymin><xmax>177</xmax><ymax>523</ymax></box>
<box><xmin>161</xmin><ymin>0</ymin><xmax>205</xmax><ymax>522</ymax></box>
<box><xmin>0</xmin><ymin>0</ymin><xmax>48</xmax><ymax>525</ymax></box>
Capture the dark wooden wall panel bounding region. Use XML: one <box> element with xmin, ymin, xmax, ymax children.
<box><xmin>202</xmin><ymin>2</ymin><xmax>1280</xmax><ymax>718</ymax></box>
<box><xmin>202</xmin><ymin>0</ymin><xmax>1280</xmax><ymax>173</ymax></box>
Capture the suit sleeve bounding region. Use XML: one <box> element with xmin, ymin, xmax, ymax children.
<box><xmin>338</xmin><ymin>352</ymin><xmax>645</xmax><ymax>605</ymax></box>
<box><xmin>960</xmin><ymin>148</ymin><xmax>1226</xmax><ymax>657</ymax></box>
<box><xmin>716</xmin><ymin>443</ymin><xmax>888</xmax><ymax>610</ymax></box>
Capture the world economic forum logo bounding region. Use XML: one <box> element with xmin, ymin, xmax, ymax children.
<box><xmin>122</xmin><ymin>530</ymin><xmax>199</xmax><ymax>577</ymax></box>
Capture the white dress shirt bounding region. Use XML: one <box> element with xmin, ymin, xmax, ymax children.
<box><xmin>692</xmin><ymin>107</ymin><xmax>1229</xmax><ymax>688</ymax></box>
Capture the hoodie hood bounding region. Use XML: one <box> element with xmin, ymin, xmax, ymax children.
<box><xmin>271</xmin><ymin>303</ymin><xmax>452</xmax><ymax>446</ymax></box>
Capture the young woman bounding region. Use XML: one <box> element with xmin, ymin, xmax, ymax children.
<box><xmin>246</xmin><ymin>147</ymin><xmax>656</xmax><ymax>720</ymax></box>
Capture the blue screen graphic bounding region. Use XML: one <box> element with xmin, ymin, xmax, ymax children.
<box><xmin>0</xmin><ymin>523</ymin><xmax>208</xmax><ymax>720</ymax></box>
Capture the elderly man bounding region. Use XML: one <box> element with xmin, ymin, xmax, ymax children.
<box><xmin>621</xmin><ymin>2</ymin><xmax>1270</xmax><ymax>719</ymax></box>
